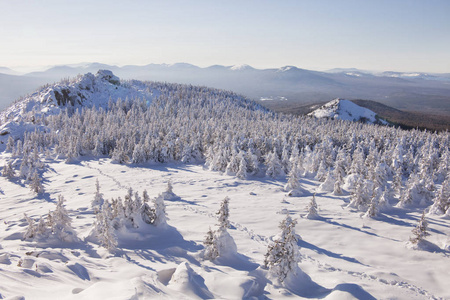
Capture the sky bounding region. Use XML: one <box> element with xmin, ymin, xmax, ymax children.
<box><xmin>0</xmin><ymin>0</ymin><xmax>449</xmax><ymax>73</ymax></box>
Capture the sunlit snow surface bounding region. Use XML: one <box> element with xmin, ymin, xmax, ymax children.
<box><xmin>0</xmin><ymin>158</ymin><xmax>449</xmax><ymax>299</ymax></box>
<box><xmin>0</xmin><ymin>70</ymin><xmax>158</xmax><ymax>123</ymax></box>
<box><xmin>308</xmin><ymin>99</ymin><xmax>388</xmax><ymax>125</ymax></box>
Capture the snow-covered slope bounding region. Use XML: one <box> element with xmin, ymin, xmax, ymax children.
<box><xmin>0</xmin><ymin>70</ymin><xmax>157</xmax><ymax>123</ymax></box>
<box><xmin>0</xmin><ymin>158</ymin><xmax>449</xmax><ymax>299</ymax></box>
<box><xmin>308</xmin><ymin>98</ymin><xmax>388</xmax><ymax>125</ymax></box>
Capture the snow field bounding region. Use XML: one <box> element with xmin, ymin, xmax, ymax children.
<box><xmin>1</xmin><ymin>156</ymin><xmax>449</xmax><ymax>299</ymax></box>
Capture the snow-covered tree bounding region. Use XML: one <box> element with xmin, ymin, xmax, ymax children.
<box><xmin>2</xmin><ymin>161</ymin><xmax>16</xmax><ymax>179</ymax></box>
<box><xmin>284</xmin><ymin>164</ymin><xmax>301</xmax><ymax>192</ymax></box>
<box><xmin>392</xmin><ymin>165</ymin><xmax>403</xmax><ymax>197</ymax></box>
<box><xmin>6</xmin><ymin>136</ymin><xmax>15</xmax><ymax>152</ymax></box>
<box><xmin>36</xmin><ymin>216</ymin><xmax>49</xmax><ymax>237</ymax></box>
<box><xmin>429</xmin><ymin>179</ymin><xmax>449</xmax><ymax>215</ymax></box>
<box><xmin>92</xmin><ymin>178</ymin><xmax>104</xmax><ymax>213</ymax></box>
<box><xmin>124</xmin><ymin>187</ymin><xmax>137</xmax><ymax>227</ymax></box>
<box><xmin>166</xmin><ymin>180</ymin><xmax>174</xmax><ymax>195</ymax></box>
<box><xmin>318</xmin><ymin>170</ymin><xmax>335</xmax><ymax>192</ymax></box>
<box><xmin>236</xmin><ymin>152</ymin><xmax>248</xmax><ymax>180</ymax></box>
<box><xmin>140</xmin><ymin>193</ymin><xmax>156</xmax><ymax>224</ymax></box>
<box><xmin>202</xmin><ymin>227</ymin><xmax>219</xmax><ymax>261</ymax></box>
<box><xmin>348</xmin><ymin>179</ymin><xmax>368</xmax><ymax>211</ymax></box>
<box><xmin>305</xmin><ymin>194</ymin><xmax>319</xmax><ymax>219</ymax></box>
<box><xmin>162</xmin><ymin>180</ymin><xmax>178</xmax><ymax>200</ymax></box>
<box><xmin>225</xmin><ymin>150</ymin><xmax>241</xmax><ymax>175</ymax></box>
<box><xmin>246</xmin><ymin>149</ymin><xmax>260</xmax><ymax>176</ymax></box>
<box><xmin>217</xmin><ymin>196</ymin><xmax>230</xmax><ymax>232</ymax></box>
<box><xmin>202</xmin><ymin>196</ymin><xmax>237</xmax><ymax>260</ymax></box>
<box><xmin>94</xmin><ymin>201</ymin><xmax>118</xmax><ymax>251</ymax></box>
<box><xmin>30</xmin><ymin>170</ymin><xmax>44</xmax><ymax>195</ymax></box>
<box><xmin>153</xmin><ymin>193</ymin><xmax>167</xmax><ymax>227</ymax></box>
<box><xmin>315</xmin><ymin>161</ymin><xmax>327</xmax><ymax>182</ymax></box>
<box><xmin>51</xmin><ymin>195</ymin><xmax>78</xmax><ymax>242</ymax></box>
<box><xmin>333</xmin><ymin>180</ymin><xmax>343</xmax><ymax>195</ymax></box>
<box><xmin>264</xmin><ymin>213</ymin><xmax>300</xmax><ymax>282</ymax></box>
<box><xmin>23</xmin><ymin>213</ymin><xmax>36</xmax><ymax>240</ymax></box>
<box><xmin>410</xmin><ymin>211</ymin><xmax>430</xmax><ymax>244</ymax></box>
<box><xmin>265</xmin><ymin>150</ymin><xmax>283</xmax><ymax>178</ymax></box>
<box><xmin>378</xmin><ymin>189</ymin><xmax>391</xmax><ymax>211</ymax></box>
<box><xmin>364</xmin><ymin>196</ymin><xmax>378</xmax><ymax>218</ymax></box>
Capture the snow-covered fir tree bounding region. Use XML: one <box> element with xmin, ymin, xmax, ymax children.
<box><xmin>162</xmin><ymin>180</ymin><xmax>179</xmax><ymax>201</ymax></box>
<box><xmin>217</xmin><ymin>196</ymin><xmax>230</xmax><ymax>231</ymax></box>
<box><xmin>429</xmin><ymin>178</ymin><xmax>449</xmax><ymax>215</ymax></box>
<box><xmin>284</xmin><ymin>164</ymin><xmax>301</xmax><ymax>192</ymax></box>
<box><xmin>94</xmin><ymin>201</ymin><xmax>118</xmax><ymax>252</ymax></box>
<box><xmin>140</xmin><ymin>190</ymin><xmax>155</xmax><ymax>224</ymax></box>
<box><xmin>202</xmin><ymin>196</ymin><xmax>237</xmax><ymax>260</ymax></box>
<box><xmin>50</xmin><ymin>195</ymin><xmax>78</xmax><ymax>242</ymax></box>
<box><xmin>202</xmin><ymin>227</ymin><xmax>219</xmax><ymax>261</ymax></box>
<box><xmin>378</xmin><ymin>189</ymin><xmax>391</xmax><ymax>211</ymax></box>
<box><xmin>410</xmin><ymin>211</ymin><xmax>430</xmax><ymax>244</ymax></box>
<box><xmin>22</xmin><ymin>213</ymin><xmax>36</xmax><ymax>240</ymax></box>
<box><xmin>264</xmin><ymin>213</ymin><xmax>301</xmax><ymax>282</ymax></box>
<box><xmin>30</xmin><ymin>170</ymin><xmax>44</xmax><ymax>195</ymax></box>
<box><xmin>6</xmin><ymin>136</ymin><xmax>15</xmax><ymax>152</ymax></box>
<box><xmin>92</xmin><ymin>178</ymin><xmax>104</xmax><ymax>213</ymax></box>
<box><xmin>348</xmin><ymin>178</ymin><xmax>368</xmax><ymax>211</ymax></box>
<box><xmin>236</xmin><ymin>152</ymin><xmax>248</xmax><ymax>180</ymax></box>
<box><xmin>305</xmin><ymin>194</ymin><xmax>319</xmax><ymax>219</ymax></box>
<box><xmin>333</xmin><ymin>180</ymin><xmax>343</xmax><ymax>195</ymax></box>
<box><xmin>2</xmin><ymin>161</ymin><xmax>16</xmax><ymax>179</ymax></box>
<box><xmin>153</xmin><ymin>193</ymin><xmax>167</xmax><ymax>227</ymax></box>
<box><xmin>318</xmin><ymin>170</ymin><xmax>335</xmax><ymax>192</ymax></box>
<box><xmin>23</xmin><ymin>195</ymin><xmax>78</xmax><ymax>243</ymax></box>
<box><xmin>364</xmin><ymin>196</ymin><xmax>379</xmax><ymax>218</ymax></box>
<box><xmin>265</xmin><ymin>150</ymin><xmax>283</xmax><ymax>178</ymax></box>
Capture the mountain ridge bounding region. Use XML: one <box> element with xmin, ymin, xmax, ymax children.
<box><xmin>1</xmin><ymin>62</ymin><xmax>450</xmax><ymax>117</ymax></box>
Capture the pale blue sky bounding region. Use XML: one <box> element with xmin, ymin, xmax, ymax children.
<box><xmin>1</xmin><ymin>0</ymin><xmax>449</xmax><ymax>72</ymax></box>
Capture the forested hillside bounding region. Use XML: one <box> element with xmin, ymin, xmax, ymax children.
<box><xmin>0</xmin><ymin>71</ymin><xmax>449</xmax><ymax>299</ymax></box>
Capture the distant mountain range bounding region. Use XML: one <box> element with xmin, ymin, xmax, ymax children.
<box><xmin>1</xmin><ymin>62</ymin><xmax>450</xmax><ymax>117</ymax></box>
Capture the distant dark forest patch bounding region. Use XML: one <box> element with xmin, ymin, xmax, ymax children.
<box><xmin>262</xmin><ymin>99</ymin><xmax>450</xmax><ymax>132</ymax></box>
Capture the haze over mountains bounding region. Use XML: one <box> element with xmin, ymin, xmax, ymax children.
<box><xmin>1</xmin><ymin>62</ymin><xmax>450</xmax><ymax>117</ymax></box>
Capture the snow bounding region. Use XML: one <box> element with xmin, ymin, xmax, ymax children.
<box><xmin>0</xmin><ymin>70</ymin><xmax>449</xmax><ymax>299</ymax></box>
<box><xmin>229</xmin><ymin>64</ymin><xmax>254</xmax><ymax>71</ymax></box>
<box><xmin>0</xmin><ymin>157</ymin><xmax>449</xmax><ymax>299</ymax></box>
<box><xmin>259</xmin><ymin>96</ymin><xmax>288</xmax><ymax>101</ymax></box>
<box><xmin>0</xmin><ymin>70</ymin><xmax>158</xmax><ymax>124</ymax></box>
<box><xmin>308</xmin><ymin>98</ymin><xmax>388</xmax><ymax>125</ymax></box>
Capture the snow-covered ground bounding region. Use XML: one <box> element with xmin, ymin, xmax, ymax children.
<box><xmin>308</xmin><ymin>99</ymin><xmax>388</xmax><ymax>125</ymax></box>
<box><xmin>1</xmin><ymin>156</ymin><xmax>449</xmax><ymax>299</ymax></box>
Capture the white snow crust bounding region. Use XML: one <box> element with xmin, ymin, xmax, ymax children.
<box><xmin>308</xmin><ymin>99</ymin><xmax>388</xmax><ymax>125</ymax></box>
<box><xmin>0</xmin><ymin>158</ymin><xmax>449</xmax><ymax>299</ymax></box>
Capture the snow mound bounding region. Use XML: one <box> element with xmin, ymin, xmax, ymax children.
<box><xmin>308</xmin><ymin>99</ymin><xmax>387</xmax><ymax>125</ymax></box>
<box><xmin>286</xmin><ymin>187</ymin><xmax>309</xmax><ymax>197</ymax></box>
<box><xmin>406</xmin><ymin>239</ymin><xmax>443</xmax><ymax>253</ymax></box>
<box><xmin>325</xmin><ymin>283</ymin><xmax>376</xmax><ymax>300</ymax></box>
<box><xmin>283</xmin><ymin>267</ymin><xmax>330</xmax><ymax>298</ymax></box>
<box><xmin>167</xmin><ymin>262</ymin><xmax>214</xmax><ymax>299</ymax></box>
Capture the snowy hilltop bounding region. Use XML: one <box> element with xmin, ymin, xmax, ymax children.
<box><xmin>308</xmin><ymin>98</ymin><xmax>388</xmax><ymax>125</ymax></box>
<box><xmin>0</xmin><ymin>70</ymin><xmax>157</xmax><ymax>124</ymax></box>
<box><xmin>0</xmin><ymin>72</ymin><xmax>449</xmax><ymax>299</ymax></box>
<box><xmin>0</xmin><ymin>70</ymin><xmax>265</xmax><ymax>141</ymax></box>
